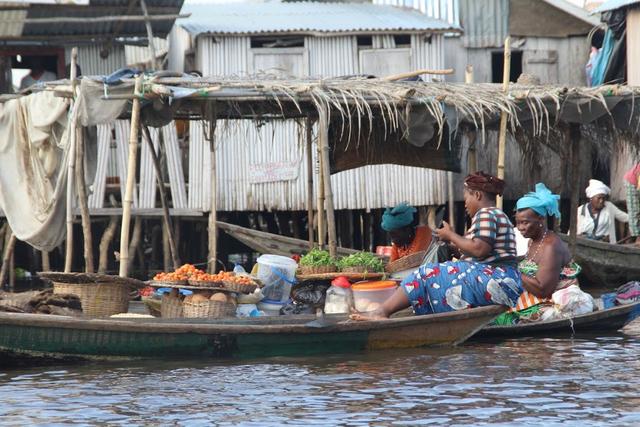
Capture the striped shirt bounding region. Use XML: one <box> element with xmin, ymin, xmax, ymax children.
<box><xmin>462</xmin><ymin>207</ymin><xmax>517</xmax><ymax>266</ymax></box>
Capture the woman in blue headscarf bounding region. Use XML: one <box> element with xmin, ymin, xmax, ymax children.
<box><xmin>496</xmin><ymin>183</ymin><xmax>582</xmax><ymax>324</ymax></box>
<box><xmin>381</xmin><ymin>203</ymin><xmax>432</xmax><ymax>262</ymax></box>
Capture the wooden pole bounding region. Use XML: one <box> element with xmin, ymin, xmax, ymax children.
<box><xmin>465</xmin><ymin>65</ymin><xmax>477</xmax><ymax>174</ymax></box>
<box><xmin>139</xmin><ymin>0</ymin><xmax>157</xmax><ymax>70</ymax></box>
<box><xmin>207</xmin><ymin>107</ymin><xmax>218</xmax><ymax>273</ymax></box>
<box><xmin>496</xmin><ymin>37</ymin><xmax>511</xmax><ymax>210</ymax></box>
<box><xmin>447</xmin><ymin>172</ymin><xmax>455</xmax><ymax>228</ymax></box>
<box><xmin>75</xmin><ymin>127</ymin><xmax>95</xmax><ymax>273</ymax></box>
<box><xmin>64</xmin><ymin>47</ymin><xmax>79</xmax><ymax>273</ymax></box>
<box><xmin>143</xmin><ymin>125</ymin><xmax>180</xmax><ymax>269</ymax></box>
<box><xmin>41</xmin><ymin>251</ymin><xmax>50</xmax><ymax>272</ymax></box>
<box><xmin>318</xmin><ymin>107</ymin><xmax>337</xmax><ymax>258</ymax></box>
<box><xmin>2</xmin><ymin>14</ymin><xmax>191</xmax><ymax>25</ymax></box>
<box><xmin>0</xmin><ymin>233</ymin><xmax>16</xmax><ymax>288</ymax></box>
<box><xmin>316</xmin><ymin>139</ymin><xmax>326</xmax><ymax>249</ymax></box>
<box><xmin>98</xmin><ymin>216</ymin><xmax>119</xmax><ymax>274</ymax></box>
<box><xmin>305</xmin><ymin>117</ymin><xmax>315</xmax><ymax>249</ymax></box>
<box><xmin>568</xmin><ymin>124</ymin><xmax>581</xmax><ymax>253</ymax></box>
<box><xmin>127</xmin><ymin>217</ymin><xmax>143</xmax><ymax>273</ymax></box>
<box><xmin>118</xmin><ymin>75</ymin><xmax>142</xmax><ymax>277</ymax></box>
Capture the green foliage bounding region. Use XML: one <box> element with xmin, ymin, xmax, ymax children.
<box><xmin>299</xmin><ymin>248</ymin><xmax>336</xmax><ymax>267</ymax></box>
<box><xmin>337</xmin><ymin>252</ymin><xmax>384</xmax><ymax>272</ymax></box>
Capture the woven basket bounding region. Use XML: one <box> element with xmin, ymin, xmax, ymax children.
<box><xmin>53</xmin><ymin>282</ymin><xmax>129</xmax><ymax>318</ymax></box>
<box><xmin>182</xmin><ymin>300</ymin><xmax>236</xmax><ymax>319</ymax></box>
<box><xmin>152</xmin><ymin>280</ymin><xmax>188</xmax><ymax>287</ymax></box>
<box><xmin>187</xmin><ymin>279</ymin><xmax>223</xmax><ymax>288</ymax></box>
<box><xmin>341</xmin><ymin>266</ymin><xmax>367</xmax><ymax>273</ymax></box>
<box><xmin>223</xmin><ymin>281</ymin><xmax>258</xmax><ymax>294</ymax></box>
<box><xmin>385</xmin><ymin>251</ymin><xmax>428</xmax><ymax>274</ymax></box>
<box><xmin>298</xmin><ymin>265</ymin><xmax>337</xmax><ymax>275</ymax></box>
<box><xmin>161</xmin><ymin>294</ymin><xmax>183</xmax><ymax>318</ymax></box>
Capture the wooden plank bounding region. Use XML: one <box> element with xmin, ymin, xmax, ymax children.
<box><xmin>139</xmin><ymin>126</ymin><xmax>159</xmax><ymax>209</ymax></box>
<box><xmin>75</xmin><ymin>208</ymin><xmax>203</xmax><ymax>217</ymax></box>
<box><xmin>114</xmin><ymin>120</ymin><xmax>138</xmax><ymax>209</ymax></box>
<box><xmin>162</xmin><ymin>123</ymin><xmax>187</xmax><ymax>209</ymax></box>
<box><xmin>88</xmin><ymin>124</ymin><xmax>112</xmax><ymax>209</ymax></box>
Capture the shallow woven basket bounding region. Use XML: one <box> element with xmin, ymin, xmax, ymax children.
<box><xmin>298</xmin><ymin>265</ymin><xmax>337</xmax><ymax>275</ymax></box>
<box><xmin>223</xmin><ymin>281</ymin><xmax>258</xmax><ymax>294</ymax></box>
<box><xmin>341</xmin><ymin>266</ymin><xmax>367</xmax><ymax>273</ymax></box>
<box><xmin>187</xmin><ymin>279</ymin><xmax>223</xmax><ymax>288</ymax></box>
<box><xmin>53</xmin><ymin>282</ymin><xmax>129</xmax><ymax>318</ymax></box>
<box><xmin>161</xmin><ymin>294</ymin><xmax>183</xmax><ymax>318</ymax></box>
<box><xmin>385</xmin><ymin>250</ymin><xmax>428</xmax><ymax>274</ymax></box>
<box><xmin>182</xmin><ymin>300</ymin><xmax>236</xmax><ymax>319</ymax></box>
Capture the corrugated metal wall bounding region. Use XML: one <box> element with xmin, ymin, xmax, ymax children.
<box><xmin>64</xmin><ymin>44</ymin><xmax>127</xmax><ymax>76</ymax></box>
<box><xmin>190</xmin><ymin>34</ymin><xmax>449</xmax><ymax>211</ymax></box>
<box><xmin>124</xmin><ymin>37</ymin><xmax>168</xmax><ymax>67</ymax></box>
<box><xmin>167</xmin><ymin>25</ymin><xmax>192</xmax><ymax>73</ymax></box>
<box><xmin>372</xmin><ymin>0</ymin><xmax>460</xmax><ymax>27</ymax></box>
<box><xmin>459</xmin><ymin>0</ymin><xmax>508</xmax><ymax>48</ymax></box>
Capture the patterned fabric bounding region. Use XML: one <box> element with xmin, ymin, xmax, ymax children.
<box><xmin>390</xmin><ymin>225</ymin><xmax>432</xmax><ymax>262</ymax></box>
<box><xmin>401</xmin><ymin>261</ymin><xmax>522</xmax><ymax>315</ymax></box>
<box><xmin>512</xmin><ymin>261</ymin><xmax>581</xmax><ymax>311</ymax></box>
<box><xmin>626</xmin><ymin>182</ymin><xmax>640</xmax><ymax>237</ymax></box>
<box><xmin>623</xmin><ymin>164</ymin><xmax>640</xmax><ymax>187</ymax></box>
<box><xmin>462</xmin><ymin>207</ymin><xmax>517</xmax><ymax>266</ymax></box>
<box><xmin>464</xmin><ymin>171</ymin><xmax>505</xmax><ymax>195</ymax></box>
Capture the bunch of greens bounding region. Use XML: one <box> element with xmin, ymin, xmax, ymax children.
<box><xmin>299</xmin><ymin>248</ymin><xmax>336</xmax><ymax>267</ymax></box>
<box><xmin>337</xmin><ymin>252</ymin><xmax>384</xmax><ymax>272</ymax></box>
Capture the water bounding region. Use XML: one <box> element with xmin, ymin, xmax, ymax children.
<box><xmin>2</xmin><ymin>332</ymin><xmax>640</xmax><ymax>426</ymax></box>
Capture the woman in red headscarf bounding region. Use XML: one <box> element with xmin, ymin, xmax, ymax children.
<box><xmin>352</xmin><ymin>171</ymin><xmax>522</xmax><ymax>320</ymax></box>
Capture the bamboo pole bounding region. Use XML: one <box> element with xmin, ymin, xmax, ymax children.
<box><xmin>316</xmin><ymin>142</ymin><xmax>326</xmax><ymax>249</ymax></box>
<box><xmin>465</xmin><ymin>65</ymin><xmax>477</xmax><ymax>174</ymax></box>
<box><xmin>139</xmin><ymin>0</ymin><xmax>157</xmax><ymax>70</ymax></box>
<box><xmin>305</xmin><ymin>117</ymin><xmax>314</xmax><ymax>249</ymax></box>
<box><xmin>496</xmin><ymin>37</ymin><xmax>511</xmax><ymax>210</ymax></box>
<box><xmin>447</xmin><ymin>172</ymin><xmax>455</xmax><ymax>228</ymax></box>
<box><xmin>207</xmin><ymin>108</ymin><xmax>218</xmax><ymax>274</ymax></box>
<box><xmin>382</xmin><ymin>68</ymin><xmax>455</xmax><ymax>81</ymax></box>
<box><xmin>568</xmin><ymin>124</ymin><xmax>581</xmax><ymax>253</ymax></box>
<box><xmin>118</xmin><ymin>75</ymin><xmax>142</xmax><ymax>277</ymax></box>
<box><xmin>75</xmin><ymin>127</ymin><xmax>95</xmax><ymax>273</ymax></box>
<box><xmin>143</xmin><ymin>125</ymin><xmax>180</xmax><ymax>269</ymax></box>
<box><xmin>64</xmin><ymin>47</ymin><xmax>79</xmax><ymax>273</ymax></box>
<box><xmin>317</xmin><ymin>107</ymin><xmax>337</xmax><ymax>258</ymax></box>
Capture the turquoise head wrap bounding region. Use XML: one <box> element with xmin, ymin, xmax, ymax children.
<box><xmin>516</xmin><ymin>183</ymin><xmax>561</xmax><ymax>218</ymax></box>
<box><xmin>381</xmin><ymin>203</ymin><xmax>417</xmax><ymax>231</ymax></box>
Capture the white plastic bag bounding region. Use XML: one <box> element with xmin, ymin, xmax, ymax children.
<box><xmin>540</xmin><ymin>285</ymin><xmax>594</xmax><ymax>322</ymax></box>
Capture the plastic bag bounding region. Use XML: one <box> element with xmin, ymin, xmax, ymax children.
<box><xmin>540</xmin><ymin>285</ymin><xmax>594</xmax><ymax>321</ymax></box>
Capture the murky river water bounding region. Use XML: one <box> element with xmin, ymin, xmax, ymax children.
<box><xmin>2</xmin><ymin>330</ymin><xmax>640</xmax><ymax>426</ymax></box>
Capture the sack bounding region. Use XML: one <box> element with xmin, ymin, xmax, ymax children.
<box><xmin>540</xmin><ymin>285</ymin><xmax>594</xmax><ymax>321</ymax></box>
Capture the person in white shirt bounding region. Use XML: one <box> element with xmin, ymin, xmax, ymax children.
<box><xmin>577</xmin><ymin>179</ymin><xmax>628</xmax><ymax>243</ymax></box>
<box><xmin>19</xmin><ymin>57</ymin><xmax>57</xmax><ymax>90</ymax></box>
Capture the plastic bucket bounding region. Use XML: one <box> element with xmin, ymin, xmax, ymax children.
<box><xmin>256</xmin><ymin>255</ymin><xmax>298</xmax><ymax>303</ymax></box>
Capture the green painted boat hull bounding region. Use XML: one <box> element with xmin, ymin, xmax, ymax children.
<box><xmin>0</xmin><ymin>306</ymin><xmax>503</xmax><ymax>361</ymax></box>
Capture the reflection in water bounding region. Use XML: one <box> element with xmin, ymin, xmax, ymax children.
<box><xmin>1</xmin><ymin>336</ymin><xmax>640</xmax><ymax>425</ymax></box>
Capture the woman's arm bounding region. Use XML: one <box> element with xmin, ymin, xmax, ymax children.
<box><xmin>520</xmin><ymin>243</ymin><xmax>563</xmax><ymax>298</ymax></box>
<box><xmin>607</xmin><ymin>201</ymin><xmax>629</xmax><ymax>223</ymax></box>
<box><xmin>435</xmin><ymin>221</ymin><xmax>492</xmax><ymax>258</ymax></box>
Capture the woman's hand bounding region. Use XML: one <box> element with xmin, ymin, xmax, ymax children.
<box><xmin>435</xmin><ymin>221</ymin><xmax>455</xmax><ymax>243</ymax></box>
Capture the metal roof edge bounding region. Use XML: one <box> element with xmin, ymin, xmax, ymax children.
<box><xmin>541</xmin><ymin>0</ymin><xmax>601</xmax><ymax>25</ymax></box>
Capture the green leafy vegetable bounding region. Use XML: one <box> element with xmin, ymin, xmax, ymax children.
<box><xmin>299</xmin><ymin>248</ymin><xmax>336</xmax><ymax>267</ymax></box>
<box><xmin>337</xmin><ymin>252</ymin><xmax>384</xmax><ymax>272</ymax></box>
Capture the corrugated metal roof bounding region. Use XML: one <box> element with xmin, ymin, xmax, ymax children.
<box><xmin>594</xmin><ymin>0</ymin><xmax>640</xmax><ymax>12</ymax></box>
<box><xmin>0</xmin><ymin>0</ymin><xmax>184</xmax><ymax>40</ymax></box>
<box><xmin>179</xmin><ymin>2</ymin><xmax>460</xmax><ymax>36</ymax></box>
<box><xmin>542</xmin><ymin>0</ymin><xmax>600</xmax><ymax>25</ymax></box>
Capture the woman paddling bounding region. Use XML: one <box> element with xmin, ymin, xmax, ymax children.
<box><xmin>494</xmin><ymin>183</ymin><xmax>583</xmax><ymax>325</ymax></box>
<box><xmin>351</xmin><ymin>172</ymin><xmax>522</xmax><ymax>320</ymax></box>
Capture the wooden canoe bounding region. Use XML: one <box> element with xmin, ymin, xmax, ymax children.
<box><xmin>0</xmin><ymin>306</ymin><xmax>503</xmax><ymax>362</ymax></box>
<box><xmin>559</xmin><ymin>234</ymin><xmax>640</xmax><ymax>288</ymax></box>
<box><xmin>475</xmin><ymin>301</ymin><xmax>640</xmax><ymax>339</ymax></box>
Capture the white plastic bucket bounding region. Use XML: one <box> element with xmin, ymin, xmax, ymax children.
<box><xmin>256</xmin><ymin>255</ymin><xmax>298</xmax><ymax>303</ymax></box>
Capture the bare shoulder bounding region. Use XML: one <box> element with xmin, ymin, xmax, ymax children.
<box><xmin>548</xmin><ymin>232</ymin><xmax>571</xmax><ymax>262</ymax></box>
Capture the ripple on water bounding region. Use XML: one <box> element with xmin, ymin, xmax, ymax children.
<box><xmin>1</xmin><ymin>336</ymin><xmax>640</xmax><ymax>425</ymax></box>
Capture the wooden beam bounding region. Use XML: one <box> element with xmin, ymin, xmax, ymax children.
<box><xmin>75</xmin><ymin>127</ymin><xmax>95</xmax><ymax>273</ymax></box>
<box><xmin>64</xmin><ymin>47</ymin><xmax>78</xmax><ymax>273</ymax></box>
<box><xmin>207</xmin><ymin>107</ymin><xmax>218</xmax><ymax>274</ymax></box>
<box><xmin>3</xmin><ymin>13</ymin><xmax>190</xmax><ymax>25</ymax></box>
<box><xmin>118</xmin><ymin>75</ymin><xmax>142</xmax><ymax>278</ymax></box>
<box><xmin>305</xmin><ymin>117</ymin><xmax>314</xmax><ymax>249</ymax></box>
<box><xmin>496</xmin><ymin>37</ymin><xmax>511</xmax><ymax>210</ymax></box>
<box><xmin>0</xmin><ymin>232</ymin><xmax>16</xmax><ymax>288</ymax></box>
<box><xmin>318</xmin><ymin>107</ymin><xmax>337</xmax><ymax>258</ymax></box>
<box><xmin>139</xmin><ymin>0</ymin><xmax>158</xmax><ymax>70</ymax></box>
<box><xmin>75</xmin><ymin>208</ymin><xmax>203</xmax><ymax>217</ymax></box>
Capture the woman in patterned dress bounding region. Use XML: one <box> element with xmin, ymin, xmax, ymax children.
<box><xmin>351</xmin><ymin>172</ymin><xmax>523</xmax><ymax>320</ymax></box>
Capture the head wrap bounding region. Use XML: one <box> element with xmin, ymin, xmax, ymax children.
<box><xmin>381</xmin><ymin>202</ymin><xmax>417</xmax><ymax>231</ymax></box>
<box><xmin>516</xmin><ymin>183</ymin><xmax>561</xmax><ymax>218</ymax></box>
<box><xmin>464</xmin><ymin>171</ymin><xmax>505</xmax><ymax>196</ymax></box>
<box><xmin>585</xmin><ymin>179</ymin><xmax>610</xmax><ymax>199</ymax></box>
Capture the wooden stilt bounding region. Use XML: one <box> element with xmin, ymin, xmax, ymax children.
<box><xmin>162</xmin><ymin>225</ymin><xmax>171</xmax><ymax>272</ymax></box>
<box><xmin>0</xmin><ymin>232</ymin><xmax>16</xmax><ymax>288</ymax></box>
<box><xmin>568</xmin><ymin>124</ymin><xmax>581</xmax><ymax>253</ymax></box>
<box><xmin>143</xmin><ymin>125</ymin><xmax>180</xmax><ymax>269</ymax></box>
<box><xmin>206</xmin><ymin>107</ymin><xmax>218</xmax><ymax>273</ymax></box>
<box><xmin>496</xmin><ymin>37</ymin><xmax>511</xmax><ymax>210</ymax></box>
<box><xmin>64</xmin><ymin>47</ymin><xmax>79</xmax><ymax>273</ymax></box>
<box><xmin>317</xmin><ymin>107</ymin><xmax>337</xmax><ymax>258</ymax></box>
<box><xmin>305</xmin><ymin>117</ymin><xmax>314</xmax><ymax>249</ymax></box>
<box><xmin>127</xmin><ymin>217</ymin><xmax>143</xmax><ymax>273</ymax></box>
<box><xmin>41</xmin><ymin>251</ymin><xmax>50</xmax><ymax>272</ymax></box>
<box><xmin>9</xmin><ymin>247</ymin><xmax>14</xmax><ymax>292</ymax></box>
<box><xmin>98</xmin><ymin>216</ymin><xmax>119</xmax><ymax>274</ymax></box>
<box><xmin>316</xmin><ymin>141</ymin><xmax>326</xmax><ymax>249</ymax></box>
<box><xmin>118</xmin><ymin>75</ymin><xmax>142</xmax><ymax>277</ymax></box>
<box><xmin>75</xmin><ymin>127</ymin><xmax>95</xmax><ymax>273</ymax></box>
